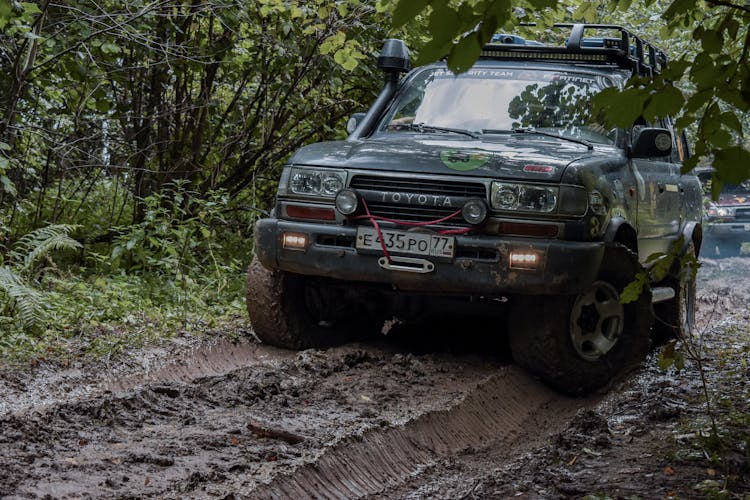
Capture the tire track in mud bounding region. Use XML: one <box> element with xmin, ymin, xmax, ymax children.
<box><xmin>0</xmin><ymin>338</ymin><xmax>289</xmax><ymax>417</ymax></box>
<box><xmin>4</xmin><ymin>260</ymin><xmax>745</xmax><ymax>497</ymax></box>
<box><xmin>1</xmin><ymin>345</ymin><xmax>515</xmax><ymax>498</ymax></box>
<box><xmin>252</xmin><ymin>368</ymin><xmax>585</xmax><ymax>499</ymax></box>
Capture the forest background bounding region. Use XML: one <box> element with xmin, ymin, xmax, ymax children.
<box><xmin>0</xmin><ymin>0</ymin><xmax>748</xmax><ymax>362</ymax></box>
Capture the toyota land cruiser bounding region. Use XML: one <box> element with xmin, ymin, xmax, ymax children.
<box><xmin>246</xmin><ymin>24</ymin><xmax>703</xmax><ymax>395</ymax></box>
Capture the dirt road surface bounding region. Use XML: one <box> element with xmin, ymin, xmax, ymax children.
<box><xmin>1</xmin><ymin>258</ymin><xmax>749</xmax><ymax>498</ymax></box>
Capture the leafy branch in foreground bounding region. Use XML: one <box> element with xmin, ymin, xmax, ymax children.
<box><xmin>0</xmin><ymin>224</ymin><xmax>81</xmax><ymax>331</ymax></box>
<box><xmin>385</xmin><ymin>0</ymin><xmax>750</xmax><ymax>190</ymax></box>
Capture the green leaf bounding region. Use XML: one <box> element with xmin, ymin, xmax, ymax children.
<box><xmin>392</xmin><ymin>0</ymin><xmax>431</xmax><ymax>29</ymax></box>
<box><xmin>713</xmin><ymin>147</ymin><xmax>750</xmax><ymax>185</ymax></box>
<box><xmin>657</xmin><ymin>341</ymin><xmax>684</xmax><ymax>371</ymax></box>
<box><xmin>643</xmin><ymin>84</ymin><xmax>684</xmax><ymax>120</ymax></box>
<box><xmin>620</xmin><ymin>271</ymin><xmax>648</xmax><ymax>304</ymax></box>
<box><xmin>428</xmin><ymin>5</ymin><xmax>461</xmax><ymax>47</ymax></box>
<box><xmin>1</xmin><ymin>175</ymin><xmax>16</xmax><ymax>196</ymax></box>
<box><xmin>700</xmin><ymin>28</ymin><xmax>723</xmax><ymax>54</ymax></box>
<box><xmin>20</xmin><ymin>2</ymin><xmax>41</xmax><ymax>15</ymax></box>
<box><xmin>664</xmin><ymin>0</ymin><xmax>694</xmax><ymax>19</ymax></box>
<box><xmin>526</xmin><ymin>0</ymin><xmax>557</xmax><ymax>7</ymax></box>
<box><xmin>720</xmin><ymin>111</ymin><xmax>743</xmax><ymax>134</ymax></box>
<box><xmin>447</xmin><ymin>33</ymin><xmax>482</xmax><ymax>74</ymax></box>
<box><xmin>593</xmin><ymin>87</ymin><xmax>649</xmax><ymax>128</ymax></box>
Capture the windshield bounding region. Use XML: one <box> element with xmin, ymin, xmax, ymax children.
<box><xmin>382</xmin><ymin>67</ymin><xmax>616</xmax><ymax>145</ymax></box>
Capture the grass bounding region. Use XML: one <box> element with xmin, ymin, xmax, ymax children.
<box><xmin>0</xmin><ymin>270</ymin><xmax>247</xmax><ymax>367</ymax></box>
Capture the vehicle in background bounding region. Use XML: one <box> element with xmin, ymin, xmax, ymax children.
<box><xmin>698</xmin><ymin>168</ymin><xmax>750</xmax><ymax>258</ymax></box>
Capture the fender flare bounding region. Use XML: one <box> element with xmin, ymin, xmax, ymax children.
<box><xmin>603</xmin><ymin>217</ymin><xmax>638</xmax><ymax>253</ymax></box>
<box><xmin>681</xmin><ymin>221</ymin><xmax>702</xmax><ymax>256</ymax></box>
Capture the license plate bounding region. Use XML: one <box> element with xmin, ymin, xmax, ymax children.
<box><xmin>745</xmin><ymin>224</ymin><xmax>750</xmax><ymax>231</ymax></box>
<box><xmin>356</xmin><ymin>227</ymin><xmax>455</xmax><ymax>258</ymax></box>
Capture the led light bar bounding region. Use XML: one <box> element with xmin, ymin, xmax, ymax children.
<box><xmin>282</xmin><ymin>232</ymin><xmax>309</xmax><ymax>251</ymax></box>
<box><xmin>509</xmin><ymin>250</ymin><xmax>542</xmax><ymax>270</ymax></box>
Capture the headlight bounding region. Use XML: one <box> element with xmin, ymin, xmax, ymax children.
<box><xmin>491</xmin><ymin>182</ymin><xmax>557</xmax><ymax>213</ymax></box>
<box><xmin>716</xmin><ymin>206</ymin><xmax>735</xmax><ymax>217</ymax></box>
<box><xmin>289</xmin><ymin>167</ymin><xmax>347</xmax><ymax>197</ymax></box>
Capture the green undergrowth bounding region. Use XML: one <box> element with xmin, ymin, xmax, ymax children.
<box><xmin>663</xmin><ymin>312</ymin><xmax>750</xmax><ymax>498</ymax></box>
<box><xmin>0</xmin><ymin>270</ymin><xmax>247</xmax><ymax>367</ymax></box>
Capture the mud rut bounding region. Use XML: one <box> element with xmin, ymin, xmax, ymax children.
<box><xmin>1</xmin><ymin>257</ymin><xmax>748</xmax><ymax>498</ymax></box>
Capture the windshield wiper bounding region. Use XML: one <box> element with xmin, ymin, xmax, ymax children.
<box><xmin>512</xmin><ymin>128</ymin><xmax>593</xmax><ymax>150</ymax></box>
<box><xmin>484</xmin><ymin>128</ymin><xmax>593</xmax><ymax>150</ymax></box>
<box><xmin>406</xmin><ymin>123</ymin><xmax>481</xmax><ymax>139</ymax></box>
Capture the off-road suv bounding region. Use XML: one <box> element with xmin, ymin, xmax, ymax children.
<box><xmin>246</xmin><ymin>24</ymin><xmax>703</xmax><ymax>395</ymax></box>
<box><xmin>697</xmin><ymin>167</ymin><xmax>750</xmax><ymax>258</ymax></box>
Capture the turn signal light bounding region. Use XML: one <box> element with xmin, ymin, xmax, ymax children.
<box><xmin>498</xmin><ymin>222</ymin><xmax>558</xmax><ymax>238</ymax></box>
<box><xmin>509</xmin><ymin>251</ymin><xmax>541</xmax><ymax>270</ymax></box>
<box><xmin>286</xmin><ymin>205</ymin><xmax>337</xmax><ymax>221</ymax></box>
<box><xmin>282</xmin><ymin>232</ymin><xmax>309</xmax><ymax>251</ymax></box>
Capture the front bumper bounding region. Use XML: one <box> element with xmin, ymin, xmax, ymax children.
<box><xmin>704</xmin><ymin>221</ymin><xmax>750</xmax><ymax>241</ymax></box>
<box><xmin>254</xmin><ymin>218</ymin><xmax>604</xmax><ymax>296</ymax></box>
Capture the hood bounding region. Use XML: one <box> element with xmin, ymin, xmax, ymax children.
<box><xmin>716</xmin><ymin>192</ymin><xmax>750</xmax><ymax>206</ymax></box>
<box><xmin>289</xmin><ymin>133</ymin><xmax>615</xmax><ymax>183</ymax></box>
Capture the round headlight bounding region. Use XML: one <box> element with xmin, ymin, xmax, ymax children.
<box><xmin>462</xmin><ymin>198</ymin><xmax>488</xmax><ymax>225</ymax></box>
<box><xmin>335</xmin><ymin>189</ymin><xmax>359</xmax><ymax>215</ymax></box>
<box><xmin>493</xmin><ymin>185</ymin><xmax>519</xmax><ymax>209</ymax></box>
<box><xmin>322</xmin><ymin>175</ymin><xmax>344</xmax><ymax>195</ymax></box>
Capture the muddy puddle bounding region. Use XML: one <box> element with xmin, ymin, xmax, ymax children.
<box><xmin>1</xmin><ymin>257</ymin><xmax>749</xmax><ymax>498</ymax></box>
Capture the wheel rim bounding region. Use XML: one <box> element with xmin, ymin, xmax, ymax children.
<box><xmin>570</xmin><ymin>281</ymin><xmax>624</xmax><ymax>361</ymax></box>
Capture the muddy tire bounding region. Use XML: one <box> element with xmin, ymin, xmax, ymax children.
<box><xmin>652</xmin><ymin>242</ymin><xmax>697</xmax><ymax>344</ymax></box>
<box><xmin>508</xmin><ymin>245</ymin><xmax>653</xmax><ymax>396</ymax></box>
<box><xmin>245</xmin><ymin>257</ymin><xmax>363</xmax><ymax>349</ymax></box>
<box><xmin>705</xmin><ymin>240</ymin><xmax>740</xmax><ymax>258</ymax></box>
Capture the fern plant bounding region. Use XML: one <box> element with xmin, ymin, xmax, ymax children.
<box><xmin>0</xmin><ymin>224</ymin><xmax>81</xmax><ymax>331</ymax></box>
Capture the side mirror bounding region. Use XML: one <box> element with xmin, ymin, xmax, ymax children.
<box><xmin>346</xmin><ymin>113</ymin><xmax>367</xmax><ymax>134</ymax></box>
<box><xmin>630</xmin><ymin>127</ymin><xmax>673</xmax><ymax>158</ymax></box>
<box><xmin>377</xmin><ymin>39</ymin><xmax>410</xmax><ymax>74</ymax></box>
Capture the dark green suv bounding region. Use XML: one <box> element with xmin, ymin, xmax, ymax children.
<box><xmin>246</xmin><ymin>24</ymin><xmax>703</xmax><ymax>395</ymax></box>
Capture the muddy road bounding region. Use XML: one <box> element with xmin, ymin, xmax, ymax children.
<box><xmin>1</xmin><ymin>258</ymin><xmax>749</xmax><ymax>498</ymax></box>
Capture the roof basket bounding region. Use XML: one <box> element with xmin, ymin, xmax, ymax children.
<box><xmin>480</xmin><ymin>23</ymin><xmax>667</xmax><ymax>77</ymax></box>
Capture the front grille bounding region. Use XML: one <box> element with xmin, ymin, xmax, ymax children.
<box><xmin>362</xmin><ymin>202</ymin><xmax>465</xmax><ymax>226</ymax></box>
<box><xmin>350</xmin><ymin>175</ymin><xmax>486</xmax><ymax>198</ymax></box>
<box><xmin>350</xmin><ymin>174</ymin><xmax>485</xmax><ymax>227</ymax></box>
<box><xmin>735</xmin><ymin>208</ymin><xmax>750</xmax><ymax>222</ymax></box>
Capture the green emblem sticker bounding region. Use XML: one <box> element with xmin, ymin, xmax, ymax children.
<box><xmin>440</xmin><ymin>150</ymin><xmax>491</xmax><ymax>171</ymax></box>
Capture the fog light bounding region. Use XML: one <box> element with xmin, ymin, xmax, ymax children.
<box><xmin>509</xmin><ymin>250</ymin><xmax>541</xmax><ymax>270</ymax></box>
<box><xmin>282</xmin><ymin>232</ymin><xmax>308</xmax><ymax>251</ymax></box>
<box><xmin>462</xmin><ymin>198</ymin><xmax>488</xmax><ymax>225</ymax></box>
<box><xmin>335</xmin><ymin>188</ymin><xmax>359</xmax><ymax>215</ymax></box>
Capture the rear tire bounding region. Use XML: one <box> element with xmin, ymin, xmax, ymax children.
<box><xmin>245</xmin><ymin>257</ymin><xmax>363</xmax><ymax>349</ymax></box>
<box><xmin>508</xmin><ymin>245</ymin><xmax>653</xmax><ymax>395</ymax></box>
<box><xmin>652</xmin><ymin>242</ymin><xmax>697</xmax><ymax>344</ymax></box>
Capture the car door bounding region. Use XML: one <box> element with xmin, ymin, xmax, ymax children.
<box><xmin>631</xmin><ymin>123</ymin><xmax>682</xmax><ymax>260</ymax></box>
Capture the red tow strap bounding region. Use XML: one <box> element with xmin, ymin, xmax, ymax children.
<box><xmin>355</xmin><ymin>198</ymin><xmax>472</xmax><ymax>263</ymax></box>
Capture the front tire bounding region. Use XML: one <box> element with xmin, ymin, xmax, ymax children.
<box><xmin>508</xmin><ymin>245</ymin><xmax>653</xmax><ymax>395</ymax></box>
<box><xmin>245</xmin><ymin>257</ymin><xmax>363</xmax><ymax>349</ymax></box>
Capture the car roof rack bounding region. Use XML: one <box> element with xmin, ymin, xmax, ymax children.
<box><xmin>481</xmin><ymin>23</ymin><xmax>667</xmax><ymax>77</ymax></box>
